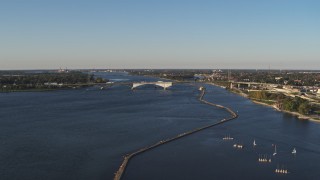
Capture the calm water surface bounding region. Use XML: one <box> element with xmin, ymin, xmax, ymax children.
<box><xmin>0</xmin><ymin>72</ymin><xmax>319</xmax><ymax>180</ymax></box>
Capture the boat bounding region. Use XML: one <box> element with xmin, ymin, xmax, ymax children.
<box><xmin>223</xmin><ymin>134</ymin><xmax>227</xmax><ymax>140</ymax></box>
<box><xmin>275</xmin><ymin>165</ymin><xmax>289</xmax><ymax>174</ymax></box>
<box><xmin>259</xmin><ymin>154</ymin><xmax>271</xmax><ymax>163</ymax></box>
<box><xmin>253</xmin><ymin>139</ymin><xmax>257</xmax><ymax>146</ymax></box>
<box><xmin>292</xmin><ymin>148</ymin><xmax>296</xmax><ymax>154</ymax></box>
<box><xmin>233</xmin><ymin>144</ymin><xmax>237</xmax><ymax>148</ymax></box>
<box><xmin>223</xmin><ymin>134</ymin><xmax>234</xmax><ymax>140</ymax></box>
<box><xmin>280</xmin><ymin>169</ymin><xmax>283</xmax><ymax>173</ymax></box>
<box><xmin>233</xmin><ymin>143</ymin><xmax>243</xmax><ymax>149</ymax></box>
<box><xmin>275</xmin><ymin>164</ymin><xmax>280</xmax><ymax>173</ymax></box>
<box><xmin>280</xmin><ymin>165</ymin><xmax>284</xmax><ymax>174</ymax></box>
<box><xmin>229</xmin><ymin>134</ymin><xmax>234</xmax><ymax>140</ymax></box>
<box><xmin>273</xmin><ymin>145</ymin><xmax>277</xmax><ymax>156</ymax></box>
<box><xmin>283</xmin><ymin>165</ymin><xmax>289</xmax><ymax>174</ymax></box>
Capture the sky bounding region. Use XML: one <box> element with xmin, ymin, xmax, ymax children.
<box><xmin>0</xmin><ymin>0</ymin><xmax>319</xmax><ymax>70</ymax></box>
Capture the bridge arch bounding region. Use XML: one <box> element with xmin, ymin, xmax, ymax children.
<box><xmin>132</xmin><ymin>82</ymin><xmax>172</xmax><ymax>90</ymax></box>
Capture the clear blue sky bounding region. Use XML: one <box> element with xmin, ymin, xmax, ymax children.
<box><xmin>0</xmin><ymin>0</ymin><xmax>319</xmax><ymax>69</ymax></box>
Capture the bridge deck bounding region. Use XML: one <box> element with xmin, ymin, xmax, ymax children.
<box><xmin>132</xmin><ymin>81</ymin><xmax>173</xmax><ymax>89</ymax></box>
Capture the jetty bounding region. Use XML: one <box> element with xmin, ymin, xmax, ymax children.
<box><xmin>113</xmin><ymin>86</ymin><xmax>239</xmax><ymax>180</ymax></box>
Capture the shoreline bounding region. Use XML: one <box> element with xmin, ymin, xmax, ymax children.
<box><xmin>0</xmin><ymin>89</ymin><xmax>56</xmax><ymax>93</ymax></box>
<box><xmin>206</xmin><ymin>83</ymin><xmax>320</xmax><ymax>123</ymax></box>
<box><xmin>135</xmin><ymin>77</ymin><xmax>319</xmax><ymax>123</ymax></box>
<box><xmin>251</xmin><ymin>100</ymin><xmax>320</xmax><ymax>123</ymax></box>
<box><xmin>0</xmin><ymin>83</ymin><xmax>110</xmax><ymax>93</ymax></box>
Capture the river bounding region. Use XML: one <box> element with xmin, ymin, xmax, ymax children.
<box><xmin>0</xmin><ymin>72</ymin><xmax>319</xmax><ymax>180</ymax></box>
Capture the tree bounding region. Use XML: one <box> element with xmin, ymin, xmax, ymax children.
<box><xmin>95</xmin><ymin>77</ymin><xmax>106</xmax><ymax>83</ymax></box>
<box><xmin>298</xmin><ymin>102</ymin><xmax>310</xmax><ymax>115</ymax></box>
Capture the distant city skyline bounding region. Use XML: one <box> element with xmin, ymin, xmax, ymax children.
<box><xmin>0</xmin><ymin>0</ymin><xmax>319</xmax><ymax>70</ymax></box>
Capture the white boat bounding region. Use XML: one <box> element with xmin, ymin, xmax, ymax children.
<box><xmin>223</xmin><ymin>134</ymin><xmax>228</xmax><ymax>140</ymax></box>
<box><xmin>261</xmin><ymin>155</ymin><xmax>271</xmax><ymax>163</ymax></box>
<box><xmin>292</xmin><ymin>148</ymin><xmax>296</xmax><ymax>154</ymax></box>
<box><xmin>233</xmin><ymin>143</ymin><xmax>243</xmax><ymax>149</ymax></box>
<box><xmin>273</xmin><ymin>145</ymin><xmax>277</xmax><ymax>156</ymax></box>
<box><xmin>233</xmin><ymin>144</ymin><xmax>237</xmax><ymax>148</ymax></box>
<box><xmin>229</xmin><ymin>134</ymin><xmax>234</xmax><ymax>140</ymax></box>
<box><xmin>223</xmin><ymin>134</ymin><xmax>234</xmax><ymax>140</ymax></box>
<box><xmin>275</xmin><ymin>165</ymin><xmax>289</xmax><ymax>174</ymax></box>
<box><xmin>253</xmin><ymin>139</ymin><xmax>257</xmax><ymax>146</ymax></box>
<box><xmin>280</xmin><ymin>169</ymin><xmax>284</xmax><ymax>173</ymax></box>
<box><xmin>275</xmin><ymin>164</ymin><xmax>280</xmax><ymax>173</ymax></box>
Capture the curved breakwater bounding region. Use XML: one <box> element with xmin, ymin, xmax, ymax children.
<box><xmin>113</xmin><ymin>87</ymin><xmax>239</xmax><ymax>180</ymax></box>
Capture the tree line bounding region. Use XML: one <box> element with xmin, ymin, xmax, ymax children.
<box><xmin>248</xmin><ymin>91</ymin><xmax>315</xmax><ymax>115</ymax></box>
<box><xmin>0</xmin><ymin>71</ymin><xmax>108</xmax><ymax>91</ymax></box>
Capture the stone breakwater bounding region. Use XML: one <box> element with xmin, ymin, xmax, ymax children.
<box><xmin>113</xmin><ymin>87</ymin><xmax>239</xmax><ymax>180</ymax></box>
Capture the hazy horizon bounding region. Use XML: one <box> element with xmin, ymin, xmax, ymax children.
<box><xmin>2</xmin><ymin>68</ymin><xmax>320</xmax><ymax>71</ymax></box>
<box><xmin>1</xmin><ymin>0</ymin><xmax>319</xmax><ymax>70</ymax></box>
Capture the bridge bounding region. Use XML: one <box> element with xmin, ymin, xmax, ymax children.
<box><xmin>230</xmin><ymin>81</ymin><xmax>266</xmax><ymax>89</ymax></box>
<box><xmin>132</xmin><ymin>81</ymin><xmax>173</xmax><ymax>90</ymax></box>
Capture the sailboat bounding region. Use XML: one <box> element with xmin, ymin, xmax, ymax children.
<box><xmin>223</xmin><ymin>135</ymin><xmax>226</xmax><ymax>140</ymax></box>
<box><xmin>292</xmin><ymin>148</ymin><xmax>297</xmax><ymax>154</ymax></box>
<box><xmin>253</xmin><ymin>139</ymin><xmax>257</xmax><ymax>146</ymax></box>
<box><xmin>273</xmin><ymin>145</ymin><xmax>277</xmax><ymax>156</ymax></box>
<box><xmin>233</xmin><ymin>143</ymin><xmax>237</xmax><ymax>148</ymax></box>
<box><xmin>268</xmin><ymin>155</ymin><xmax>272</xmax><ymax>163</ymax></box>
<box><xmin>275</xmin><ymin>164</ymin><xmax>279</xmax><ymax>173</ymax></box>
<box><xmin>223</xmin><ymin>134</ymin><xmax>233</xmax><ymax>140</ymax></box>
<box><xmin>229</xmin><ymin>134</ymin><xmax>234</xmax><ymax>140</ymax></box>
<box><xmin>275</xmin><ymin>165</ymin><xmax>289</xmax><ymax>174</ymax></box>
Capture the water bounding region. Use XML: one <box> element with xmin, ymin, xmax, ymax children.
<box><xmin>124</xmin><ymin>84</ymin><xmax>320</xmax><ymax>180</ymax></box>
<box><xmin>0</xmin><ymin>72</ymin><xmax>319</xmax><ymax>180</ymax></box>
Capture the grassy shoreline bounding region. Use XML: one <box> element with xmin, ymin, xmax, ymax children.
<box><xmin>206</xmin><ymin>83</ymin><xmax>320</xmax><ymax>123</ymax></box>
<box><xmin>251</xmin><ymin>100</ymin><xmax>320</xmax><ymax>123</ymax></box>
